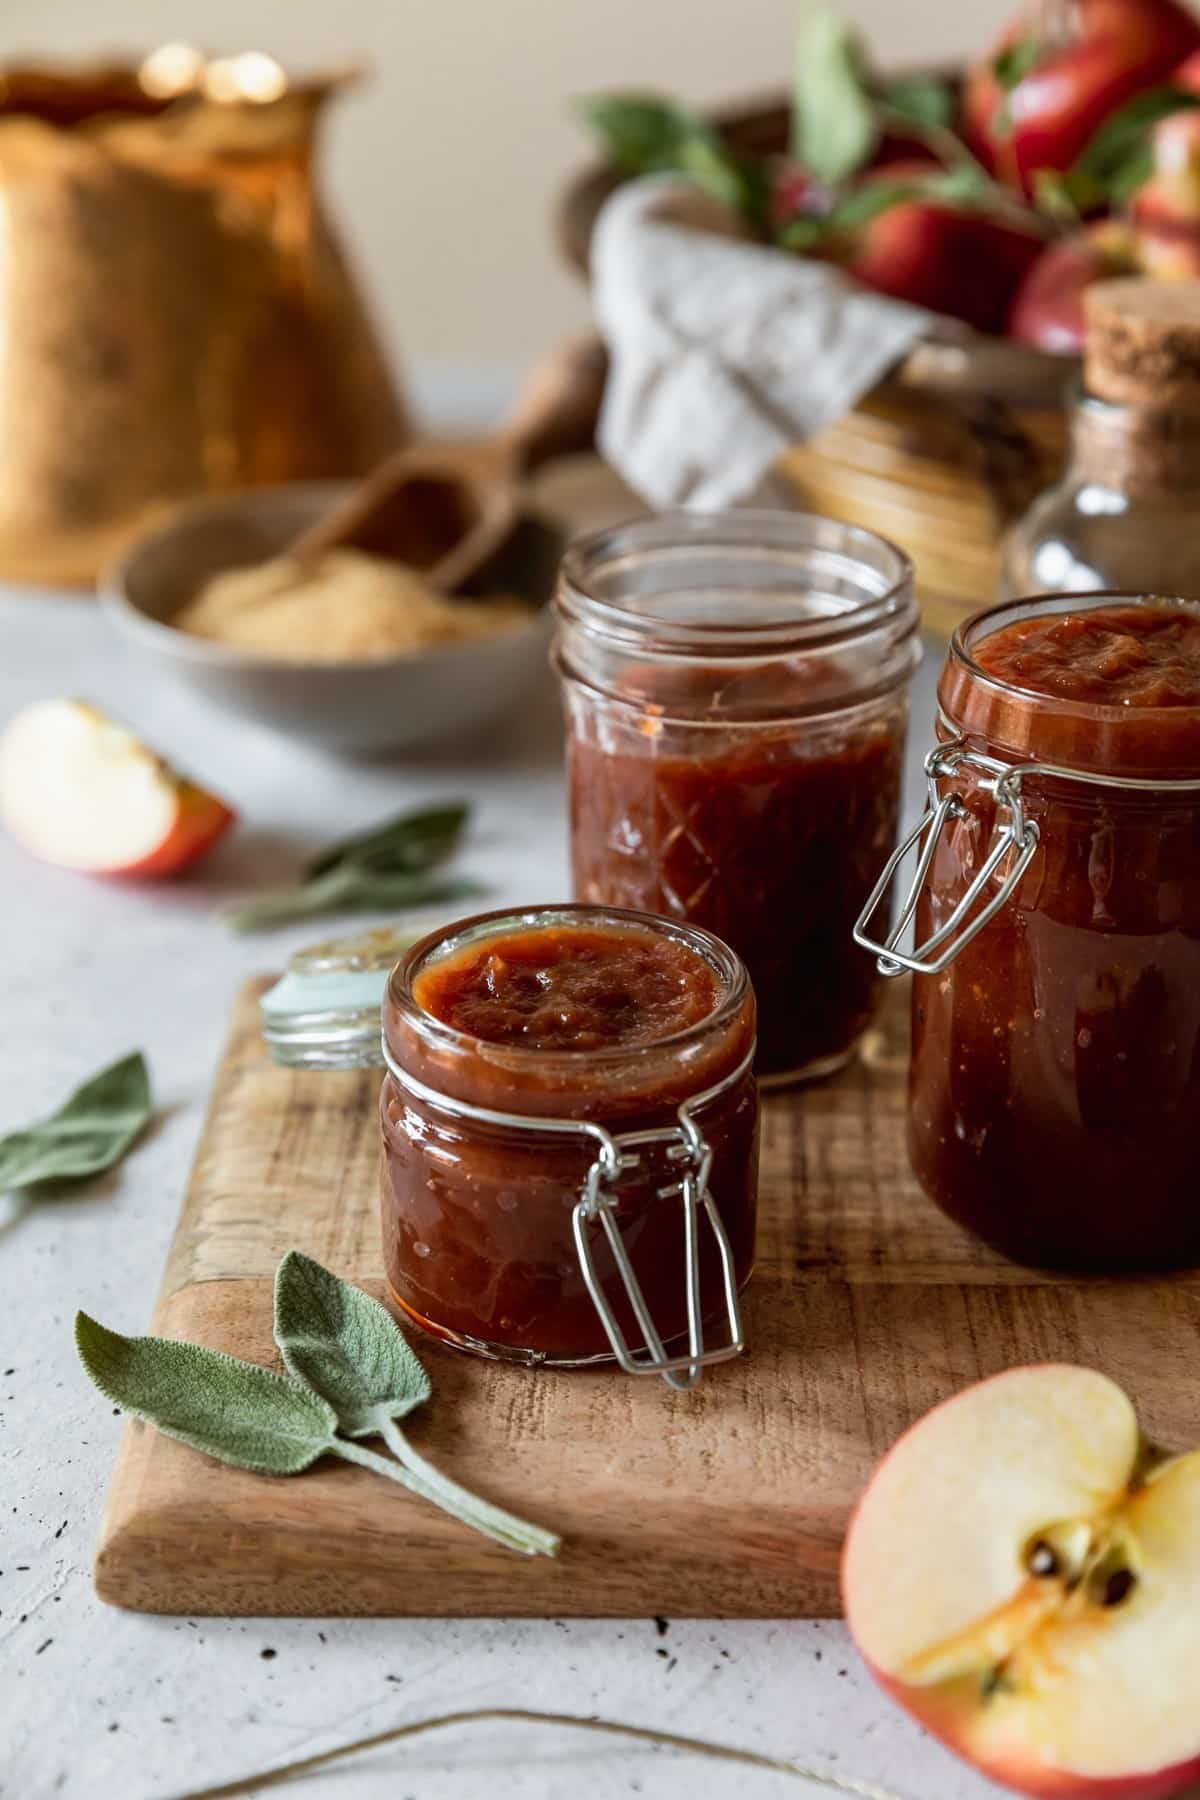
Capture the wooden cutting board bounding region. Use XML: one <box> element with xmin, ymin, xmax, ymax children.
<box><xmin>94</xmin><ymin>977</ymin><xmax>1200</xmax><ymax>1617</ymax></box>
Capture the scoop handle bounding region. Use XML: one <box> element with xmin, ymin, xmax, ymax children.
<box><xmin>500</xmin><ymin>336</ymin><xmax>608</xmax><ymax>475</ymax></box>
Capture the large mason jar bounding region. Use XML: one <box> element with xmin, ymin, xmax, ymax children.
<box><xmin>555</xmin><ymin>511</ymin><xmax>920</xmax><ymax>1084</ymax></box>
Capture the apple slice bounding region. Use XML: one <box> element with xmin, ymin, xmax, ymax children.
<box><xmin>843</xmin><ymin>1366</ymin><xmax>1200</xmax><ymax>1800</ymax></box>
<box><xmin>0</xmin><ymin>698</ymin><xmax>235</xmax><ymax>877</ymax></box>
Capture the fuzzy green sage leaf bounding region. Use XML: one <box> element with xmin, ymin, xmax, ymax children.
<box><xmin>75</xmin><ymin>1314</ymin><xmax>337</xmax><ymax>1474</ymax></box>
<box><xmin>77</xmin><ymin>1253</ymin><xmax>560</xmax><ymax>1557</ymax></box>
<box><xmin>304</xmin><ymin>801</ymin><xmax>469</xmax><ymax>881</ymax></box>
<box><xmin>274</xmin><ymin>1252</ymin><xmax>560</xmax><ymax>1557</ymax></box>
<box><xmin>0</xmin><ymin>1052</ymin><xmax>151</xmax><ymax>1192</ymax></box>
<box><xmin>274</xmin><ymin>1249</ymin><xmax>431</xmax><ymax>1435</ymax></box>
<box><xmin>223</xmin><ymin>800</ymin><xmax>481</xmax><ymax>933</ymax></box>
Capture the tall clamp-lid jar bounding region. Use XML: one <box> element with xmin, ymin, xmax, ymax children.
<box><xmin>380</xmin><ymin>904</ymin><xmax>759</xmax><ymax>1387</ymax></box>
<box><xmin>856</xmin><ymin>592</ymin><xmax>1200</xmax><ymax>1271</ymax></box>
<box><xmin>555</xmin><ymin>511</ymin><xmax>920</xmax><ymax>1084</ymax></box>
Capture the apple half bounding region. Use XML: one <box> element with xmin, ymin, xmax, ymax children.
<box><xmin>843</xmin><ymin>1366</ymin><xmax>1200</xmax><ymax>1800</ymax></box>
<box><xmin>0</xmin><ymin>698</ymin><xmax>234</xmax><ymax>877</ymax></box>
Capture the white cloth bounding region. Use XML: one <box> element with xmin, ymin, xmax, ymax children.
<box><xmin>591</xmin><ymin>176</ymin><xmax>934</xmax><ymax>508</ymax></box>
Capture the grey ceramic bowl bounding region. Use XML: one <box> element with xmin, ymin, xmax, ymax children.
<box><xmin>101</xmin><ymin>483</ymin><xmax>563</xmax><ymax>756</ymax></box>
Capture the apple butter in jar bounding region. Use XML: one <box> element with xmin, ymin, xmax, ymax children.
<box><xmin>857</xmin><ymin>593</ymin><xmax>1200</xmax><ymax>1270</ymax></box>
<box><xmin>555</xmin><ymin>512</ymin><xmax>920</xmax><ymax>1083</ymax></box>
<box><xmin>380</xmin><ymin>904</ymin><xmax>758</xmax><ymax>1385</ymax></box>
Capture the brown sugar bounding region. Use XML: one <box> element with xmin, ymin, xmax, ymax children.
<box><xmin>176</xmin><ymin>548</ymin><xmax>534</xmax><ymax>662</ymax></box>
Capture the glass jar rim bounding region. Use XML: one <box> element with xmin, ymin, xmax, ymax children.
<box><xmin>557</xmin><ymin>508</ymin><xmax>915</xmax><ymax>659</ymax></box>
<box><xmin>387</xmin><ymin>902</ymin><xmax>751</xmax><ymax>1074</ymax></box>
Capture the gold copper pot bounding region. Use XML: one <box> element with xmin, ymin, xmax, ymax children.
<box><xmin>0</xmin><ymin>47</ymin><xmax>408</xmax><ymax>586</ymax></box>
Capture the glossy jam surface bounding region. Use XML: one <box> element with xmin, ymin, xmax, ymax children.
<box><xmin>411</xmin><ymin>921</ymin><xmax>720</xmax><ymax>1053</ymax></box>
<box><xmin>381</xmin><ymin>913</ymin><xmax>758</xmax><ymax>1363</ymax></box>
<box><xmin>975</xmin><ymin>604</ymin><xmax>1200</xmax><ymax>708</ymax></box>
<box><xmin>911</xmin><ymin>602</ymin><xmax>1200</xmax><ymax>1271</ymax></box>
<box><xmin>566</xmin><ymin>667</ymin><xmax>906</xmax><ymax>1080</ymax></box>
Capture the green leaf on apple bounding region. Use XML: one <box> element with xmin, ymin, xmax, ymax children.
<box><xmin>1063</xmin><ymin>83</ymin><xmax>1200</xmax><ymax>209</ymax></box>
<box><xmin>791</xmin><ymin>9</ymin><xmax>878</xmax><ymax>185</ymax></box>
<box><xmin>777</xmin><ymin>164</ymin><xmax>995</xmax><ymax>252</ymax></box>
<box><xmin>992</xmin><ymin>34</ymin><xmax>1044</xmax><ymax>91</ymax></box>
<box><xmin>579</xmin><ymin>92</ymin><xmax>767</xmax><ymax>223</ymax></box>
<box><xmin>991</xmin><ymin>33</ymin><xmax>1044</xmax><ymax>140</ymax></box>
<box><xmin>884</xmin><ymin>74</ymin><xmax>954</xmax><ymax>132</ymax></box>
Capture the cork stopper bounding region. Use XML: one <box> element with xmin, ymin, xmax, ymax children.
<box><xmin>1084</xmin><ymin>278</ymin><xmax>1200</xmax><ymax>408</ymax></box>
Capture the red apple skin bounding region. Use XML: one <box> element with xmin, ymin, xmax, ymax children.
<box><xmin>114</xmin><ymin>781</ymin><xmax>235</xmax><ymax>879</ymax></box>
<box><xmin>1008</xmin><ymin>222</ymin><xmax>1137</xmax><ymax>352</ymax></box>
<box><xmin>859</xmin><ymin>1658</ymin><xmax>1200</xmax><ymax>1800</ymax></box>
<box><xmin>842</xmin><ymin>168</ymin><xmax>1044</xmax><ymax>333</ymax></box>
<box><xmin>965</xmin><ymin>0</ymin><xmax>1200</xmax><ymax>197</ymax></box>
<box><xmin>842</xmin><ymin>1366</ymin><xmax>1200</xmax><ymax>1800</ymax></box>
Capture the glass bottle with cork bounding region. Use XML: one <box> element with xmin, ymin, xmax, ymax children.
<box><xmin>1002</xmin><ymin>278</ymin><xmax>1200</xmax><ymax>599</ymax></box>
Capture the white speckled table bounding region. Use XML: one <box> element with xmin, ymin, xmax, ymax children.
<box><xmin>0</xmin><ymin>550</ymin><xmax>1000</xmax><ymax>1800</ymax></box>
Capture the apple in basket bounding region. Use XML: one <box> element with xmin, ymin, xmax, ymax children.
<box><xmin>1008</xmin><ymin>220</ymin><xmax>1138</xmax><ymax>352</ymax></box>
<box><xmin>965</xmin><ymin>0</ymin><xmax>1200</xmax><ymax>197</ymax></box>
<box><xmin>843</xmin><ymin>1364</ymin><xmax>1200</xmax><ymax>1800</ymax></box>
<box><xmin>0</xmin><ymin>698</ymin><xmax>234</xmax><ymax>876</ymax></box>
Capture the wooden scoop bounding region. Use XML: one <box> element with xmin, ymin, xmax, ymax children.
<box><xmin>285</xmin><ymin>336</ymin><xmax>608</xmax><ymax>589</ymax></box>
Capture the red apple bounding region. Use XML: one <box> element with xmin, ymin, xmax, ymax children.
<box><xmin>841</xmin><ymin>165</ymin><xmax>1044</xmax><ymax>334</ymax></box>
<box><xmin>843</xmin><ymin>1364</ymin><xmax>1200</xmax><ymax>1800</ymax></box>
<box><xmin>1009</xmin><ymin>221</ymin><xmax>1137</xmax><ymax>351</ymax></box>
<box><xmin>965</xmin><ymin>0</ymin><xmax>1200</xmax><ymax>197</ymax></box>
<box><xmin>0</xmin><ymin>698</ymin><xmax>235</xmax><ymax>876</ymax></box>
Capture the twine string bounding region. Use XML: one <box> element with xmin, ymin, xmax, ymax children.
<box><xmin>162</xmin><ymin>1705</ymin><xmax>913</xmax><ymax>1800</ymax></box>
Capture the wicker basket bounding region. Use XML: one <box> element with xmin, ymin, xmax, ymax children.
<box><xmin>559</xmin><ymin>92</ymin><xmax>1075</xmax><ymax>636</ymax></box>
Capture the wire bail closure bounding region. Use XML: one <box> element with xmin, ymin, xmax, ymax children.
<box><xmin>855</xmin><ymin>733</ymin><xmax>1200</xmax><ymax>978</ymax></box>
<box><xmin>853</xmin><ymin>738</ymin><xmax>1041</xmax><ymax>977</ymax></box>
<box><xmin>381</xmin><ymin>1042</ymin><xmax>750</xmax><ymax>1390</ymax></box>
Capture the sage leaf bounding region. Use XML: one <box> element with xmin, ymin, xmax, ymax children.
<box><xmin>274</xmin><ymin>1249</ymin><xmax>430</xmax><ymax>1436</ymax></box>
<box><xmin>223</xmin><ymin>800</ymin><xmax>481</xmax><ymax>932</ymax></box>
<box><xmin>75</xmin><ymin>1314</ymin><xmax>337</xmax><ymax>1475</ymax></box>
<box><xmin>0</xmin><ymin>1053</ymin><xmax>151</xmax><ymax>1192</ymax></box>
<box><xmin>305</xmin><ymin>801</ymin><xmax>469</xmax><ymax>881</ymax></box>
<box><xmin>275</xmin><ymin>1253</ymin><xmax>561</xmax><ymax>1558</ymax></box>
<box><xmin>791</xmin><ymin>10</ymin><xmax>878</xmax><ymax>185</ymax></box>
<box><xmin>223</xmin><ymin>870</ymin><xmax>481</xmax><ymax>934</ymax></box>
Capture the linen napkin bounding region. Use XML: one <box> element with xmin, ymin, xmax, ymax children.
<box><xmin>590</xmin><ymin>175</ymin><xmax>935</xmax><ymax>508</ymax></box>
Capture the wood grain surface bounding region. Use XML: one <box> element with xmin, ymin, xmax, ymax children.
<box><xmin>94</xmin><ymin>978</ymin><xmax>1200</xmax><ymax>1617</ymax></box>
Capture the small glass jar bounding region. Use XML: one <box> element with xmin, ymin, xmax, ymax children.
<box><xmin>380</xmin><ymin>904</ymin><xmax>759</xmax><ymax>1384</ymax></box>
<box><xmin>856</xmin><ymin>592</ymin><xmax>1200</xmax><ymax>1271</ymax></box>
<box><xmin>555</xmin><ymin>510</ymin><xmax>920</xmax><ymax>1084</ymax></box>
<box><xmin>1002</xmin><ymin>394</ymin><xmax>1200</xmax><ymax>600</ymax></box>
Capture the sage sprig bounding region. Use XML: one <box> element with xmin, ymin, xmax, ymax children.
<box><xmin>76</xmin><ymin>1252</ymin><xmax>560</xmax><ymax>1558</ymax></box>
<box><xmin>274</xmin><ymin>1252</ymin><xmax>557</xmax><ymax>1555</ymax></box>
<box><xmin>223</xmin><ymin>801</ymin><xmax>482</xmax><ymax>933</ymax></box>
<box><xmin>0</xmin><ymin>1052</ymin><xmax>151</xmax><ymax>1192</ymax></box>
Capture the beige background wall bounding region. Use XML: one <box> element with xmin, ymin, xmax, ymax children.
<box><xmin>5</xmin><ymin>0</ymin><xmax>1007</xmax><ymax>393</ymax></box>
